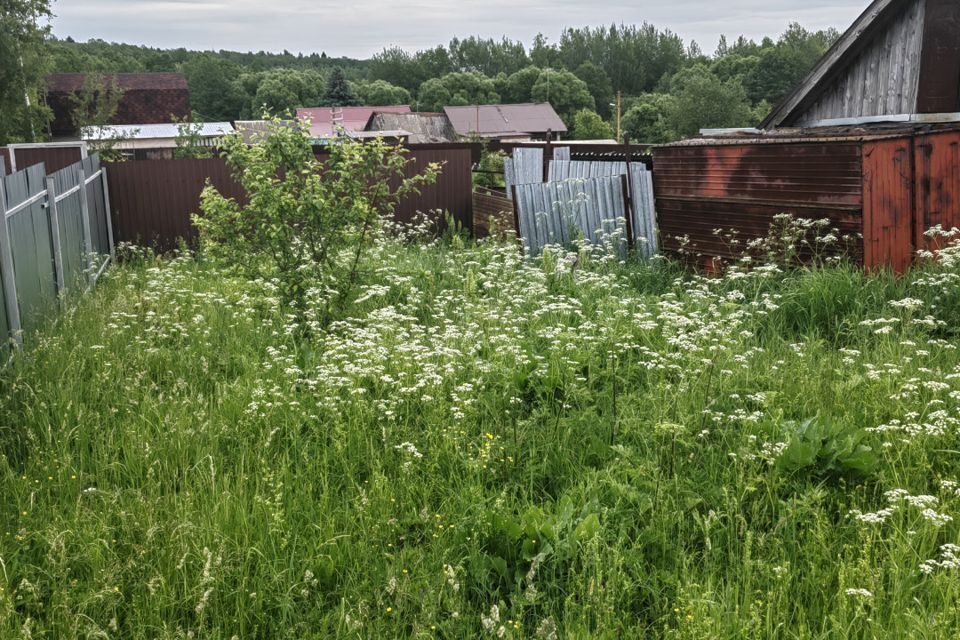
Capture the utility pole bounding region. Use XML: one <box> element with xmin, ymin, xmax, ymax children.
<box><xmin>616</xmin><ymin>91</ymin><xmax>622</xmax><ymax>143</ymax></box>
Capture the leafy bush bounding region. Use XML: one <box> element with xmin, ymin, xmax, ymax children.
<box><xmin>776</xmin><ymin>417</ymin><xmax>878</xmax><ymax>478</ymax></box>
<box><xmin>194</xmin><ymin>118</ymin><xmax>439</xmax><ymax>324</ymax></box>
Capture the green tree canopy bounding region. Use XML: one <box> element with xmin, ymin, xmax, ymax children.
<box><xmin>353</xmin><ymin>80</ymin><xmax>411</xmax><ymax>106</ymax></box>
<box><xmin>448</xmin><ymin>36</ymin><xmax>529</xmax><ymax>76</ymax></box>
<box><xmin>664</xmin><ymin>65</ymin><xmax>753</xmax><ymax>138</ymax></box>
<box><xmin>743</xmin><ymin>23</ymin><xmax>837</xmax><ymax>104</ymax></box>
<box><xmin>416</xmin><ymin>72</ymin><xmax>500</xmax><ymax>112</ymax></box>
<box><xmin>241</xmin><ymin>68</ymin><xmax>325</xmax><ymax>118</ymax></box>
<box><xmin>574</xmin><ymin>62</ymin><xmax>614</xmax><ymax>118</ymax></box>
<box><xmin>622</xmin><ymin>93</ymin><xmax>676</xmax><ymax>143</ymax></box>
<box><xmin>571</xmin><ymin>109</ymin><xmax>614</xmax><ymax>140</ymax></box>
<box><xmin>530</xmin><ymin>68</ymin><xmax>594</xmax><ymax>126</ymax></box>
<box><xmin>501</xmin><ymin>66</ymin><xmax>542</xmax><ymax>103</ymax></box>
<box><xmin>322</xmin><ymin>67</ymin><xmax>360</xmax><ymax>107</ymax></box>
<box><xmin>0</xmin><ymin>0</ymin><xmax>53</xmax><ymax>143</ymax></box>
<box><xmin>180</xmin><ymin>55</ymin><xmax>246</xmax><ymax>121</ymax></box>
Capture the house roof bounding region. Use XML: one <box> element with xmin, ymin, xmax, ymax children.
<box><xmin>47</xmin><ymin>72</ymin><xmax>188</xmax><ymax>93</ymax></box>
<box><xmin>444</xmin><ymin>103</ymin><xmax>567</xmax><ymax>137</ymax></box>
<box><xmin>296</xmin><ymin>105</ymin><xmax>411</xmax><ymax>138</ymax></box>
<box><xmin>81</xmin><ymin>122</ymin><xmax>233</xmax><ymax>141</ymax></box>
<box><xmin>364</xmin><ymin>112</ymin><xmax>457</xmax><ymax>143</ymax></box>
<box><xmin>234</xmin><ymin>120</ymin><xmax>298</xmax><ymax>143</ymax></box>
<box><xmin>761</xmin><ymin>0</ymin><xmax>915</xmax><ymax>128</ymax></box>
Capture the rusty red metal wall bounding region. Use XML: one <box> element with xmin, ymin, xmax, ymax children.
<box><xmin>9</xmin><ymin>146</ymin><xmax>85</xmax><ymax>174</ymax></box>
<box><xmin>472</xmin><ymin>187</ymin><xmax>514</xmax><ymax>238</ymax></box>
<box><xmin>914</xmin><ymin>130</ymin><xmax>960</xmax><ymax>254</ymax></box>
<box><xmin>654</xmin><ymin>142</ymin><xmax>864</xmax><ymax>264</ymax></box>
<box><xmin>862</xmin><ymin>139</ymin><xmax>915</xmax><ymax>272</ymax></box>
<box><xmin>106</xmin><ymin>146</ymin><xmax>474</xmax><ymax>251</ymax></box>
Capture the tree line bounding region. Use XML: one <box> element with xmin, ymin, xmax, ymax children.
<box><xmin>1</xmin><ymin>0</ymin><xmax>839</xmax><ymax>145</ymax></box>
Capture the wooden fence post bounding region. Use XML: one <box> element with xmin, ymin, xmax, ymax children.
<box><xmin>45</xmin><ymin>177</ymin><xmax>66</xmax><ymax>300</ymax></box>
<box><xmin>77</xmin><ymin>168</ymin><xmax>95</xmax><ymax>285</ymax></box>
<box><xmin>0</xmin><ymin>180</ymin><xmax>23</xmax><ymax>347</ymax></box>
<box><xmin>101</xmin><ymin>166</ymin><xmax>116</xmax><ymax>261</ymax></box>
<box><xmin>620</xmin><ymin>173</ymin><xmax>634</xmax><ymax>251</ymax></box>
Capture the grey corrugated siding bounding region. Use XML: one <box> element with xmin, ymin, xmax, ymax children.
<box><xmin>547</xmin><ymin>160</ymin><xmax>658</xmax><ymax>257</ymax></box>
<box><xmin>1</xmin><ymin>155</ymin><xmax>110</xmax><ymax>339</ymax></box>
<box><xmin>514</xmin><ymin>175</ymin><xmax>629</xmax><ymax>256</ymax></box>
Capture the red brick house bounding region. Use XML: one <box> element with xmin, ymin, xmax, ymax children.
<box><xmin>45</xmin><ymin>73</ymin><xmax>192</xmax><ymax>137</ymax></box>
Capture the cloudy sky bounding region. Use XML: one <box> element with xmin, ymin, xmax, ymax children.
<box><xmin>49</xmin><ymin>0</ymin><xmax>868</xmax><ymax>59</ymax></box>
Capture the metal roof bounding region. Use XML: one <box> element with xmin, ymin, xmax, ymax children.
<box><xmin>81</xmin><ymin>122</ymin><xmax>234</xmax><ymax>141</ymax></box>
<box><xmin>662</xmin><ymin>120</ymin><xmax>960</xmax><ymax>146</ymax></box>
<box><xmin>444</xmin><ymin>103</ymin><xmax>567</xmax><ymax>137</ymax></box>
<box><xmin>365</xmin><ymin>112</ymin><xmax>457</xmax><ymax>143</ymax></box>
<box><xmin>296</xmin><ymin>106</ymin><xmax>411</xmax><ymax>138</ymax></box>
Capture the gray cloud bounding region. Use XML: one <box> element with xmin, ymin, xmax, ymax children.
<box><xmin>49</xmin><ymin>0</ymin><xmax>867</xmax><ymax>58</ymax></box>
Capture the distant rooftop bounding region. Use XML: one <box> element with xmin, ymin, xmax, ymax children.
<box><xmin>296</xmin><ymin>106</ymin><xmax>411</xmax><ymax>138</ymax></box>
<box><xmin>365</xmin><ymin>112</ymin><xmax>457</xmax><ymax>143</ymax></box>
<box><xmin>82</xmin><ymin>122</ymin><xmax>233</xmax><ymax>141</ymax></box>
<box><xmin>47</xmin><ymin>72</ymin><xmax>188</xmax><ymax>93</ymax></box>
<box><xmin>444</xmin><ymin>103</ymin><xmax>567</xmax><ymax>138</ymax></box>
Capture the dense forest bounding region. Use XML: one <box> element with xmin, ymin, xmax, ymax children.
<box><xmin>2</xmin><ymin>0</ymin><xmax>839</xmax><ymax>144</ymax></box>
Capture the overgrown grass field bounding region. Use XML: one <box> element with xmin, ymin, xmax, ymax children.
<box><xmin>3</xmin><ymin>233</ymin><xmax>960</xmax><ymax>638</ymax></box>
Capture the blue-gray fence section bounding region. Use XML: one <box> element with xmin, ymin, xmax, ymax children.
<box><xmin>0</xmin><ymin>155</ymin><xmax>114</xmax><ymax>347</ymax></box>
<box><xmin>514</xmin><ymin>175</ymin><xmax>629</xmax><ymax>257</ymax></box>
<box><xmin>548</xmin><ymin>160</ymin><xmax>658</xmax><ymax>257</ymax></box>
<box><xmin>504</xmin><ymin>147</ymin><xmax>572</xmax><ymax>197</ymax></box>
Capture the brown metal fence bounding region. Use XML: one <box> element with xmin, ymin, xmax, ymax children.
<box><xmin>7</xmin><ymin>145</ymin><xmax>86</xmax><ymax>174</ymax></box>
<box><xmin>106</xmin><ymin>158</ymin><xmax>242</xmax><ymax>251</ymax></box>
<box><xmin>106</xmin><ymin>145</ymin><xmax>474</xmax><ymax>251</ymax></box>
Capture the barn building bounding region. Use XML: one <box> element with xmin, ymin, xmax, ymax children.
<box><xmin>653</xmin><ymin>0</ymin><xmax>960</xmax><ymax>273</ymax></box>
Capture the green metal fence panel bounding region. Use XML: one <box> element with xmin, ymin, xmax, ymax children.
<box><xmin>4</xmin><ymin>164</ymin><xmax>56</xmax><ymax>332</ymax></box>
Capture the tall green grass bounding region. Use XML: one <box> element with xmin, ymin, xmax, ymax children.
<box><xmin>2</xmin><ymin>238</ymin><xmax>960</xmax><ymax>638</ymax></box>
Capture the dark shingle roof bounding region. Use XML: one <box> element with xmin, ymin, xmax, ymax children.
<box><xmin>46</xmin><ymin>73</ymin><xmax>188</xmax><ymax>93</ymax></box>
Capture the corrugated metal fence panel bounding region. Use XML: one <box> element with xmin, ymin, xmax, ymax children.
<box><xmin>3</xmin><ymin>164</ymin><xmax>56</xmax><ymax>332</ymax></box>
<box><xmin>0</xmin><ymin>156</ymin><xmax>113</xmax><ymax>343</ymax></box>
<box><xmin>106</xmin><ymin>158</ymin><xmax>243</xmax><ymax>252</ymax></box>
<box><xmin>549</xmin><ymin>160</ymin><xmax>627</xmax><ymax>181</ymax></box>
<box><xmin>11</xmin><ymin>146</ymin><xmax>85</xmax><ymax>174</ymax></box>
<box><xmin>654</xmin><ymin>143</ymin><xmax>864</xmax><ymax>262</ymax></box>
<box><xmin>515</xmin><ymin>176</ymin><xmax>627</xmax><ymax>256</ymax></box>
<box><xmin>49</xmin><ymin>155</ymin><xmax>109</xmax><ymax>287</ymax></box>
<box><xmin>504</xmin><ymin>147</ymin><xmax>544</xmax><ymax>198</ymax></box>
<box><xmin>546</xmin><ymin>161</ymin><xmax>658</xmax><ymax>257</ymax></box>
<box><xmin>0</xmin><ymin>149</ymin><xmax>10</xmax><ymax>175</ymax></box>
<box><xmin>553</xmin><ymin>147</ymin><xmax>571</xmax><ymax>162</ymax></box>
<box><xmin>107</xmin><ymin>147</ymin><xmax>473</xmax><ymax>252</ymax></box>
<box><xmin>629</xmin><ymin>163</ymin><xmax>659</xmax><ymax>258</ymax></box>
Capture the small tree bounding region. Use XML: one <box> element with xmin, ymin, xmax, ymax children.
<box><xmin>571</xmin><ymin>109</ymin><xmax>614</xmax><ymax>140</ymax></box>
<box><xmin>194</xmin><ymin>118</ymin><xmax>440</xmax><ymax>325</ymax></box>
<box><xmin>323</xmin><ymin>67</ymin><xmax>360</xmax><ymax>107</ymax></box>
<box><xmin>173</xmin><ymin>119</ymin><xmax>214</xmax><ymax>159</ymax></box>
<box><xmin>72</xmin><ymin>74</ymin><xmax>133</xmax><ymax>161</ymax></box>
